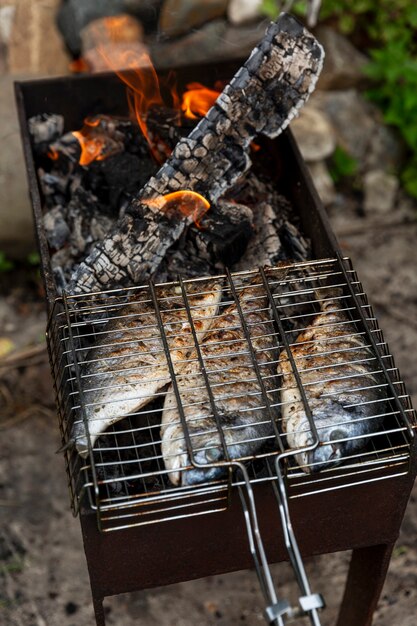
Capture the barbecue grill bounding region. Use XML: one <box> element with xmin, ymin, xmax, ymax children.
<box><xmin>15</xmin><ymin>59</ymin><xmax>417</xmax><ymax>626</ymax></box>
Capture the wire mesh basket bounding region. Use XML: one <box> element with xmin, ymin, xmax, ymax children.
<box><xmin>46</xmin><ymin>255</ymin><xmax>415</xmax><ymax>533</ymax></box>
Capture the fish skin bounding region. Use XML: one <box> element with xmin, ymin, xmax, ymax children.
<box><xmin>277</xmin><ymin>287</ymin><xmax>387</xmax><ymax>473</ymax></box>
<box><xmin>161</xmin><ymin>272</ymin><xmax>282</xmax><ymax>487</ymax></box>
<box><xmin>70</xmin><ymin>280</ymin><xmax>222</xmax><ymax>457</ymax></box>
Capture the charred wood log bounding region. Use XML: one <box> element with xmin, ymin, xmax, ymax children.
<box><xmin>69</xmin><ymin>13</ymin><xmax>324</xmax><ymax>295</ymax></box>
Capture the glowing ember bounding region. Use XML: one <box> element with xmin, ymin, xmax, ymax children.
<box><xmin>72</xmin><ymin>131</ymin><xmax>106</xmax><ymax>166</ymax></box>
<box><xmin>181</xmin><ymin>82</ymin><xmax>220</xmax><ymax>119</ymax></box>
<box><xmin>47</xmin><ymin>147</ymin><xmax>59</xmax><ymax>161</ymax></box>
<box><xmin>71</xmin><ymin>116</ymin><xmax>122</xmax><ymax>166</ymax></box>
<box><xmin>142</xmin><ymin>190</ymin><xmax>210</xmax><ymax>227</ymax></box>
<box><xmin>84</xmin><ymin>116</ymin><xmax>101</xmax><ymax>128</ymax></box>
<box><xmin>69</xmin><ymin>58</ymin><xmax>90</xmax><ymax>74</ymax></box>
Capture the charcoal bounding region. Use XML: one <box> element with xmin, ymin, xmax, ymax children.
<box><xmin>89</xmin><ymin>115</ymin><xmax>152</xmax><ymax>159</ymax></box>
<box><xmin>69</xmin><ymin>14</ymin><xmax>324</xmax><ymax>295</ymax></box>
<box><xmin>86</xmin><ymin>151</ymin><xmax>158</xmax><ymax>214</ymax></box>
<box><xmin>230</xmin><ymin>169</ymin><xmax>311</xmax><ymax>270</ymax></box>
<box><xmin>157</xmin><ymin>199</ymin><xmax>254</xmax><ymax>280</ymax></box>
<box><xmin>233</xmin><ymin>201</ymin><xmax>284</xmax><ymax>271</ymax></box>
<box><xmin>44</xmin><ymin>131</ymin><xmax>80</xmax><ymax>162</ymax></box>
<box><xmin>279</xmin><ymin>220</ymin><xmax>311</xmax><ymax>261</ymax></box>
<box><xmin>28</xmin><ymin>114</ymin><xmax>64</xmax><ymax>145</ymax></box>
<box><xmin>192</xmin><ymin>200</ymin><xmax>254</xmax><ymax>267</ymax></box>
<box><xmin>51</xmin><ymin>248</ymin><xmax>74</xmax><ymax>293</ymax></box>
<box><xmin>38</xmin><ymin>169</ymin><xmax>70</xmax><ymax>209</ymax></box>
<box><xmin>52</xmin><ymin>265</ymin><xmax>69</xmax><ymax>294</ymax></box>
<box><xmin>145</xmin><ymin>106</ymin><xmax>195</xmax><ymax>157</ymax></box>
<box><xmin>89</xmin><ymin>214</ymin><xmax>116</xmax><ymax>244</ymax></box>
<box><xmin>43</xmin><ymin>206</ymin><xmax>70</xmax><ymax>249</ymax></box>
<box><xmin>66</xmin><ymin>188</ymin><xmax>115</xmax><ymax>255</ymax></box>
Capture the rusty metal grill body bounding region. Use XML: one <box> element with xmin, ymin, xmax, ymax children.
<box><xmin>15</xmin><ymin>63</ymin><xmax>417</xmax><ymax>626</ymax></box>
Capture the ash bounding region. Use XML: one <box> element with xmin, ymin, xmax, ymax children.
<box><xmin>29</xmin><ymin>110</ymin><xmax>311</xmax><ymax>294</ymax></box>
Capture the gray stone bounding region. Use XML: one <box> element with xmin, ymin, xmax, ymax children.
<box><xmin>158</xmin><ymin>0</ymin><xmax>229</xmax><ymax>38</ymax></box>
<box><xmin>43</xmin><ymin>207</ymin><xmax>70</xmax><ymax>249</ymax></box>
<box><xmin>315</xmin><ymin>25</ymin><xmax>369</xmax><ymax>90</ymax></box>
<box><xmin>290</xmin><ymin>105</ymin><xmax>336</xmax><ymax>162</ymax></box>
<box><xmin>80</xmin><ymin>14</ymin><xmax>144</xmax><ymax>52</ymax></box>
<box><xmin>311</xmin><ymin>89</ymin><xmax>376</xmax><ymax>166</ymax></box>
<box><xmin>152</xmin><ymin>19</ymin><xmax>227</xmax><ymax>67</ymax></box>
<box><xmin>0</xmin><ymin>74</ymin><xmax>36</xmax><ymax>258</ymax></box>
<box><xmin>228</xmin><ymin>0</ymin><xmax>262</xmax><ymax>25</ymax></box>
<box><xmin>364</xmin><ymin>119</ymin><xmax>405</xmax><ymax>173</ymax></box>
<box><xmin>57</xmin><ymin>0</ymin><xmax>160</xmax><ymax>56</ymax></box>
<box><xmin>311</xmin><ymin>89</ymin><xmax>404</xmax><ymax>173</ymax></box>
<box><xmin>84</xmin><ymin>41</ymin><xmax>150</xmax><ymax>73</ymax></box>
<box><xmin>151</xmin><ymin>18</ymin><xmax>268</xmax><ymax>68</ymax></box>
<box><xmin>363</xmin><ymin>169</ymin><xmax>399</xmax><ymax>215</ymax></box>
<box><xmin>307</xmin><ymin>160</ymin><xmax>337</xmax><ymax>206</ymax></box>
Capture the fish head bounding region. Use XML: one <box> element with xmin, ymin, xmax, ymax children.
<box><xmin>291</xmin><ymin>401</ymin><xmax>379</xmax><ymax>474</ymax></box>
<box><xmin>303</xmin><ymin>427</ymin><xmax>351</xmax><ymax>473</ymax></box>
<box><xmin>181</xmin><ymin>442</ymin><xmax>229</xmax><ymax>487</ymax></box>
<box><xmin>180</xmin><ymin>412</ymin><xmax>270</xmax><ymax>486</ymax></box>
<box><xmin>163</xmin><ymin>426</ymin><xmax>229</xmax><ymax>487</ymax></box>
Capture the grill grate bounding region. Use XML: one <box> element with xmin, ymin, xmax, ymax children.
<box><xmin>46</xmin><ymin>256</ymin><xmax>415</xmax><ymax>532</ymax></box>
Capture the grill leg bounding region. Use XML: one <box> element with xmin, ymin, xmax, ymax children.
<box><xmin>92</xmin><ymin>595</ymin><xmax>106</xmax><ymax>626</ymax></box>
<box><xmin>336</xmin><ymin>543</ymin><xmax>394</xmax><ymax>626</ymax></box>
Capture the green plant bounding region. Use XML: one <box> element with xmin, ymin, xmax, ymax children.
<box><xmin>328</xmin><ymin>146</ymin><xmax>358</xmax><ymax>184</ymax></box>
<box><xmin>0</xmin><ymin>252</ymin><xmax>13</xmax><ymax>272</ymax></box>
<box><xmin>26</xmin><ymin>251</ymin><xmax>40</xmax><ymax>266</ymax></box>
<box><xmin>364</xmin><ymin>30</ymin><xmax>417</xmax><ymax>198</ymax></box>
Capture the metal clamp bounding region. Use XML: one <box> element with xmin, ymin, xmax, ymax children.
<box><xmin>265</xmin><ymin>600</ymin><xmax>292</xmax><ymax>623</ymax></box>
<box><xmin>299</xmin><ymin>594</ymin><xmax>325</xmax><ymax>613</ymax></box>
<box><xmin>265</xmin><ymin>593</ymin><xmax>324</xmax><ymax>624</ymax></box>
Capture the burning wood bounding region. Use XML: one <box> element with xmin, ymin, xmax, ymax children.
<box><xmin>68</xmin><ymin>14</ymin><xmax>324</xmax><ymax>295</ymax></box>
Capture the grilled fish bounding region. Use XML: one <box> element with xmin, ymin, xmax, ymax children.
<box><xmin>277</xmin><ymin>286</ymin><xmax>387</xmax><ymax>473</ymax></box>
<box><xmin>69</xmin><ymin>280</ymin><xmax>222</xmax><ymax>457</ymax></box>
<box><xmin>161</xmin><ymin>272</ymin><xmax>282</xmax><ymax>487</ymax></box>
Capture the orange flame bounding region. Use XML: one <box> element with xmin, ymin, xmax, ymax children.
<box><xmin>72</xmin><ymin>131</ymin><xmax>106</xmax><ymax>166</ymax></box>
<box><xmin>72</xmin><ymin>116</ymin><xmax>122</xmax><ymax>166</ymax></box>
<box><xmin>142</xmin><ymin>190</ymin><xmax>210</xmax><ymax>227</ymax></box>
<box><xmin>98</xmin><ymin>46</ymin><xmax>166</xmax><ymax>160</ymax></box>
<box><xmin>81</xmin><ymin>16</ymin><xmax>223</xmax><ymax>163</ymax></box>
<box><xmin>181</xmin><ymin>82</ymin><xmax>220</xmax><ymax>119</ymax></box>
